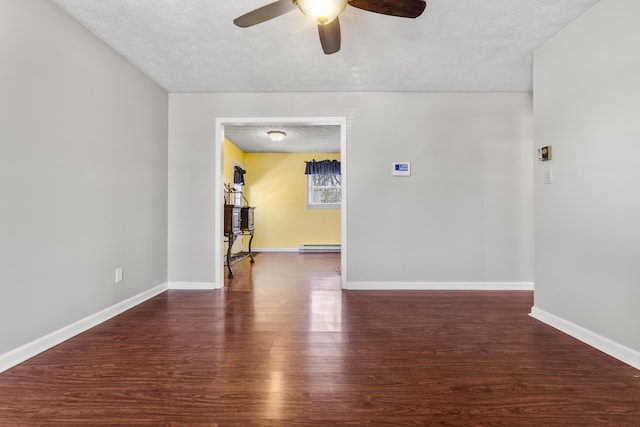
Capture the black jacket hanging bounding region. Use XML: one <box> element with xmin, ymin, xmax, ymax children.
<box><xmin>234</xmin><ymin>166</ymin><xmax>246</xmax><ymax>185</ymax></box>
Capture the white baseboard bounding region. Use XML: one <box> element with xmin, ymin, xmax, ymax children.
<box><xmin>0</xmin><ymin>283</ymin><xmax>168</xmax><ymax>374</ymax></box>
<box><xmin>530</xmin><ymin>306</ymin><xmax>640</xmax><ymax>370</ymax></box>
<box><xmin>253</xmin><ymin>248</ymin><xmax>298</xmax><ymax>253</ymax></box>
<box><xmin>168</xmin><ymin>281</ymin><xmax>220</xmax><ymax>290</ymax></box>
<box><xmin>298</xmin><ymin>244</ymin><xmax>341</xmax><ymax>253</ymax></box>
<box><xmin>345</xmin><ymin>281</ymin><xmax>534</xmax><ymax>291</ymax></box>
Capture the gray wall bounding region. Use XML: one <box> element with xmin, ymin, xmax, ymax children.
<box><xmin>533</xmin><ymin>0</ymin><xmax>640</xmax><ymax>355</ymax></box>
<box><xmin>168</xmin><ymin>93</ymin><xmax>533</xmax><ymax>287</ymax></box>
<box><xmin>0</xmin><ymin>0</ymin><xmax>168</xmax><ymax>354</ymax></box>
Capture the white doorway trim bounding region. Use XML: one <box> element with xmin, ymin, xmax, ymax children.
<box><xmin>215</xmin><ymin>116</ymin><xmax>347</xmax><ymax>289</ymax></box>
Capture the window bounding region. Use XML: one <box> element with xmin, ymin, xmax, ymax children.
<box><xmin>307</xmin><ymin>173</ymin><xmax>341</xmax><ymax>208</ymax></box>
<box><xmin>305</xmin><ymin>159</ymin><xmax>341</xmax><ymax>209</ymax></box>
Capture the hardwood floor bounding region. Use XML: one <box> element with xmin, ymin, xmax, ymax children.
<box><xmin>1</xmin><ymin>252</ymin><xmax>639</xmax><ymax>426</ymax></box>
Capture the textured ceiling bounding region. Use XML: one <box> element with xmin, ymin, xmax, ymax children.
<box><xmin>224</xmin><ymin>123</ymin><xmax>341</xmax><ymax>153</ymax></box>
<box><xmin>48</xmin><ymin>0</ymin><xmax>599</xmax><ymax>152</ymax></box>
<box><xmin>49</xmin><ymin>0</ymin><xmax>600</xmax><ymax>93</ymax></box>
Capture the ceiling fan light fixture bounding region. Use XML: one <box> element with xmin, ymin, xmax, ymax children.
<box><xmin>267</xmin><ymin>130</ymin><xmax>287</xmax><ymax>142</ymax></box>
<box><xmin>295</xmin><ymin>0</ymin><xmax>348</xmax><ymax>24</ymax></box>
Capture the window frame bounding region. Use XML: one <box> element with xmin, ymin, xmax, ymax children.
<box><xmin>306</xmin><ymin>172</ymin><xmax>341</xmax><ymax>209</ymax></box>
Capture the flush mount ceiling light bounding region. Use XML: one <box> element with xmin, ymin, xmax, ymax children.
<box><xmin>267</xmin><ymin>130</ymin><xmax>287</xmax><ymax>142</ymax></box>
<box><xmin>234</xmin><ymin>0</ymin><xmax>426</xmax><ymax>55</ymax></box>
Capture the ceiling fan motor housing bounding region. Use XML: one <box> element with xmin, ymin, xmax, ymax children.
<box><xmin>294</xmin><ymin>0</ymin><xmax>348</xmax><ymax>24</ymax></box>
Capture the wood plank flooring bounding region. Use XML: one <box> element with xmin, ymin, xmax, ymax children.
<box><xmin>1</xmin><ymin>253</ymin><xmax>639</xmax><ymax>426</ymax></box>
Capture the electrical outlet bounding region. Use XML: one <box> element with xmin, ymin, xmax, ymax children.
<box><xmin>115</xmin><ymin>267</ymin><xmax>123</xmax><ymax>283</ymax></box>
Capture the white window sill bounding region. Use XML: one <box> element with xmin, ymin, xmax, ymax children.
<box><xmin>306</xmin><ymin>203</ymin><xmax>341</xmax><ymax>210</ymax></box>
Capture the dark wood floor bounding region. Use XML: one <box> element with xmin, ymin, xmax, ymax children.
<box><xmin>1</xmin><ymin>253</ymin><xmax>639</xmax><ymax>426</ymax></box>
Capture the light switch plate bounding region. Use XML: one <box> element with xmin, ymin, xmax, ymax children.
<box><xmin>544</xmin><ymin>168</ymin><xmax>553</xmax><ymax>184</ymax></box>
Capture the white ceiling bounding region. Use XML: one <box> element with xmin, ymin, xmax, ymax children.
<box><xmin>48</xmin><ymin>0</ymin><xmax>599</xmax><ymax>152</ymax></box>
<box><xmin>224</xmin><ymin>123</ymin><xmax>341</xmax><ymax>153</ymax></box>
<box><xmin>50</xmin><ymin>0</ymin><xmax>600</xmax><ymax>93</ymax></box>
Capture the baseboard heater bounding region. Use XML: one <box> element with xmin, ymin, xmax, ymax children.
<box><xmin>298</xmin><ymin>244</ymin><xmax>341</xmax><ymax>253</ymax></box>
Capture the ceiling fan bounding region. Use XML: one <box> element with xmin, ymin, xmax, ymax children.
<box><xmin>233</xmin><ymin>0</ymin><xmax>427</xmax><ymax>55</ymax></box>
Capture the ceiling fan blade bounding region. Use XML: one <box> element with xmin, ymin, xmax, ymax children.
<box><xmin>318</xmin><ymin>18</ymin><xmax>341</xmax><ymax>55</ymax></box>
<box><xmin>233</xmin><ymin>0</ymin><xmax>297</xmax><ymax>28</ymax></box>
<box><xmin>348</xmin><ymin>0</ymin><xmax>426</xmax><ymax>18</ymax></box>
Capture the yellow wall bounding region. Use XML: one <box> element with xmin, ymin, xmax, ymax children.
<box><xmin>244</xmin><ymin>152</ymin><xmax>341</xmax><ymax>250</ymax></box>
<box><xmin>224</xmin><ymin>139</ymin><xmax>341</xmax><ymax>250</ymax></box>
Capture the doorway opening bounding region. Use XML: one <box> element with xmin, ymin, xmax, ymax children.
<box><xmin>215</xmin><ymin>117</ymin><xmax>347</xmax><ymax>289</ymax></box>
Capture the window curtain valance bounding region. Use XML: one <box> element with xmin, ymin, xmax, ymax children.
<box><xmin>304</xmin><ymin>159</ymin><xmax>341</xmax><ymax>175</ymax></box>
